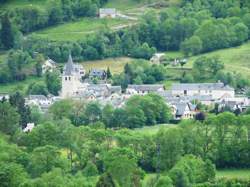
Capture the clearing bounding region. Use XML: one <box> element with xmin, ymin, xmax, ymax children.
<box><xmin>0</xmin><ymin>76</ymin><xmax>44</xmax><ymax>94</ymax></box>
<box><xmin>216</xmin><ymin>169</ymin><xmax>250</xmax><ymax>179</ymax></box>
<box><xmin>32</xmin><ymin>18</ymin><xmax>132</xmax><ymax>41</ymax></box>
<box><xmin>81</xmin><ymin>57</ymin><xmax>134</xmax><ymax>74</ymax></box>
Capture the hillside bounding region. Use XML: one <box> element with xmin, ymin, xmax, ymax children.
<box><xmin>32</xmin><ymin>18</ymin><xmax>133</xmax><ymax>41</ymax></box>
<box><xmin>184</xmin><ymin>41</ymin><xmax>250</xmax><ymax>78</ymax></box>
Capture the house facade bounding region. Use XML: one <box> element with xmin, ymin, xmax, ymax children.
<box><xmin>126</xmin><ymin>84</ymin><xmax>164</xmax><ymax>95</ymax></box>
<box><xmin>171</xmin><ymin>83</ymin><xmax>235</xmax><ymax>100</ymax></box>
<box><xmin>42</xmin><ymin>58</ymin><xmax>57</xmax><ymax>74</ymax></box>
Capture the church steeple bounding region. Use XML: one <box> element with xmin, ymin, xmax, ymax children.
<box><xmin>64</xmin><ymin>54</ymin><xmax>74</xmax><ymax>75</ymax></box>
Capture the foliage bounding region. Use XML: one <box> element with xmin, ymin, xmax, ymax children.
<box><xmin>0</xmin><ymin>102</ymin><xmax>20</xmax><ymax>135</ymax></box>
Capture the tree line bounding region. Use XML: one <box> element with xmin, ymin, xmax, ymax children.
<box><xmin>0</xmin><ymin>0</ymin><xmax>108</xmax><ymax>34</ymax></box>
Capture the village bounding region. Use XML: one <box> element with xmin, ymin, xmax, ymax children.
<box><xmin>7</xmin><ymin>54</ymin><xmax>247</xmax><ymax>125</ymax></box>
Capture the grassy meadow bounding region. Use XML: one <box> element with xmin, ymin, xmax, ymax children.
<box><xmin>216</xmin><ymin>169</ymin><xmax>250</xmax><ymax>179</ymax></box>
<box><xmin>184</xmin><ymin>42</ymin><xmax>250</xmax><ymax>78</ymax></box>
<box><xmin>0</xmin><ymin>76</ymin><xmax>44</xmax><ymax>94</ymax></box>
<box><xmin>33</xmin><ymin>18</ymin><xmax>131</xmax><ymax>41</ymax></box>
<box><xmin>81</xmin><ymin>57</ymin><xmax>134</xmax><ymax>74</ymax></box>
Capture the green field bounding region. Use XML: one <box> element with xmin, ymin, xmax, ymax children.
<box><xmin>216</xmin><ymin>169</ymin><xmax>250</xmax><ymax>179</ymax></box>
<box><xmin>184</xmin><ymin>42</ymin><xmax>250</xmax><ymax>78</ymax></box>
<box><xmin>82</xmin><ymin>57</ymin><xmax>134</xmax><ymax>74</ymax></box>
<box><xmin>32</xmin><ymin>18</ymin><xmax>131</xmax><ymax>41</ymax></box>
<box><xmin>0</xmin><ymin>76</ymin><xmax>44</xmax><ymax>94</ymax></box>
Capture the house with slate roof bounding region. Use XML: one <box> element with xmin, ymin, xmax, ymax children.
<box><xmin>89</xmin><ymin>69</ymin><xmax>107</xmax><ymax>80</ymax></box>
<box><xmin>126</xmin><ymin>84</ymin><xmax>164</xmax><ymax>95</ymax></box>
<box><xmin>171</xmin><ymin>83</ymin><xmax>235</xmax><ymax>100</ymax></box>
<box><xmin>172</xmin><ymin>102</ymin><xmax>197</xmax><ymax>120</ymax></box>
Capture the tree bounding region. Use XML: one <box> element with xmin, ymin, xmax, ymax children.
<box><xmin>96</xmin><ymin>172</ymin><xmax>117</xmax><ymax>187</ymax></box>
<box><xmin>169</xmin><ymin>155</ymin><xmax>216</xmax><ymax>185</ymax></box>
<box><xmin>0</xmin><ymin>162</ymin><xmax>28</xmax><ymax>187</ymax></box>
<box><xmin>155</xmin><ymin>176</ymin><xmax>173</xmax><ymax>187</ymax></box>
<box><xmin>9</xmin><ymin>92</ymin><xmax>31</xmax><ymax>128</ymax></box>
<box><xmin>0</xmin><ymin>102</ymin><xmax>20</xmax><ymax>135</ymax></box>
<box><xmin>181</xmin><ymin>36</ymin><xmax>203</xmax><ymax>56</ymax></box>
<box><xmin>0</xmin><ymin>14</ymin><xmax>15</xmax><ymax>49</ymax></box>
<box><xmin>102</xmin><ymin>104</ymin><xmax>114</xmax><ymax>128</ymax></box>
<box><xmin>82</xmin><ymin>161</ymin><xmax>98</xmax><ymax>177</ymax></box>
<box><xmin>103</xmin><ymin>147</ymin><xmax>140</xmax><ymax>187</ymax></box>
<box><xmin>107</xmin><ymin>67</ymin><xmax>112</xmax><ymax>79</ymax></box>
<box><xmin>85</xmin><ymin>102</ymin><xmax>102</xmax><ymax>124</ymax></box>
<box><xmin>156</xmin><ymin>128</ymin><xmax>184</xmax><ymax>171</ymax></box>
<box><xmin>28</xmin><ymin>82</ymin><xmax>49</xmax><ymax>96</ymax></box>
<box><xmin>29</xmin><ymin>145</ymin><xmax>66</xmax><ymax>177</ymax></box>
<box><xmin>45</xmin><ymin>71</ymin><xmax>61</xmax><ymax>95</ymax></box>
<box><xmin>192</xmin><ymin>56</ymin><xmax>224</xmax><ymax>81</ymax></box>
<box><xmin>125</xmin><ymin>106</ymin><xmax>146</xmax><ymax>128</ymax></box>
<box><xmin>49</xmin><ymin>99</ymin><xmax>73</xmax><ymax>120</ymax></box>
<box><xmin>35</xmin><ymin>54</ymin><xmax>44</xmax><ymax>77</ymax></box>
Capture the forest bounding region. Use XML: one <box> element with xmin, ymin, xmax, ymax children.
<box><xmin>0</xmin><ymin>92</ymin><xmax>250</xmax><ymax>186</ymax></box>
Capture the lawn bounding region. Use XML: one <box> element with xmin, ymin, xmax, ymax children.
<box><xmin>81</xmin><ymin>57</ymin><xmax>134</xmax><ymax>74</ymax></box>
<box><xmin>33</xmin><ymin>18</ymin><xmax>131</xmax><ymax>41</ymax></box>
<box><xmin>0</xmin><ymin>76</ymin><xmax>44</xmax><ymax>94</ymax></box>
<box><xmin>216</xmin><ymin>169</ymin><xmax>250</xmax><ymax>179</ymax></box>
<box><xmin>184</xmin><ymin>41</ymin><xmax>250</xmax><ymax>78</ymax></box>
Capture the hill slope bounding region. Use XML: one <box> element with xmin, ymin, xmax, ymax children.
<box><xmin>184</xmin><ymin>42</ymin><xmax>250</xmax><ymax>78</ymax></box>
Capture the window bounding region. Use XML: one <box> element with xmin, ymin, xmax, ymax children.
<box><xmin>184</xmin><ymin>90</ymin><xmax>187</xmax><ymax>95</ymax></box>
<box><xmin>69</xmin><ymin>77</ymin><xmax>71</xmax><ymax>81</ymax></box>
<box><xmin>65</xmin><ymin>77</ymin><xmax>67</xmax><ymax>81</ymax></box>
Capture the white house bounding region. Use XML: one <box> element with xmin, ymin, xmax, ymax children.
<box><xmin>126</xmin><ymin>84</ymin><xmax>165</xmax><ymax>95</ymax></box>
<box><xmin>150</xmin><ymin>53</ymin><xmax>165</xmax><ymax>64</ymax></box>
<box><xmin>23</xmin><ymin>123</ymin><xmax>35</xmax><ymax>133</ymax></box>
<box><xmin>171</xmin><ymin>83</ymin><xmax>235</xmax><ymax>100</ymax></box>
<box><xmin>42</xmin><ymin>58</ymin><xmax>57</xmax><ymax>74</ymax></box>
<box><xmin>99</xmin><ymin>8</ymin><xmax>116</xmax><ymax>18</ymax></box>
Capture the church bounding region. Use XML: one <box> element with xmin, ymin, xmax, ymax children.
<box><xmin>61</xmin><ymin>55</ymin><xmax>88</xmax><ymax>98</ymax></box>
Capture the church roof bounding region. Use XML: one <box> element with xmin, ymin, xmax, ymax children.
<box><xmin>64</xmin><ymin>54</ymin><xmax>74</xmax><ymax>76</ymax></box>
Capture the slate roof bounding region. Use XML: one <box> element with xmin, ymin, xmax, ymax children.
<box><xmin>89</xmin><ymin>69</ymin><xmax>106</xmax><ymax>77</ymax></box>
<box><xmin>172</xmin><ymin>83</ymin><xmax>234</xmax><ymax>91</ymax></box>
<box><xmin>109</xmin><ymin>86</ymin><xmax>122</xmax><ymax>93</ymax></box>
<box><xmin>175</xmin><ymin>103</ymin><xmax>189</xmax><ymax>116</ymax></box>
<box><xmin>64</xmin><ymin>54</ymin><xmax>74</xmax><ymax>76</ymax></box>
<box><xmin>174</xmin><ymin>102</ymin><xmax>196</xmax><ymax>116</ymax></box>
<box><xmin>29</xmin><ymin>95</ymin><xmax>47</xmax><ymax>101</ymax></box>
<box><xmin>127</xmin><ymin>84</ymin><xmax>164</xmax><ymax>91</ymax></box>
